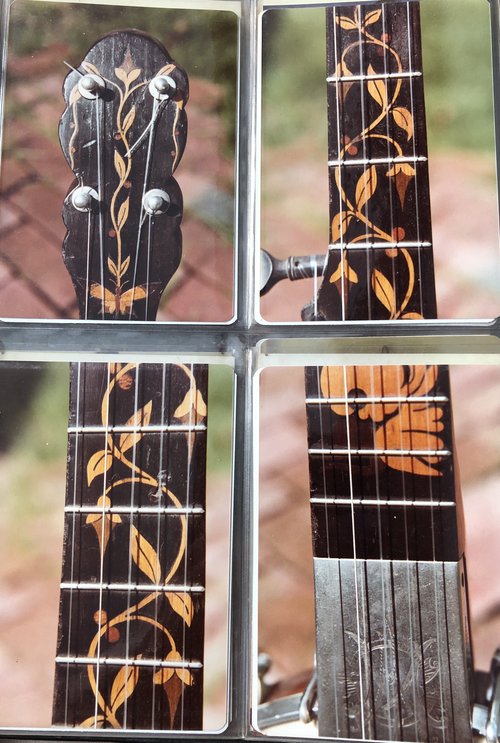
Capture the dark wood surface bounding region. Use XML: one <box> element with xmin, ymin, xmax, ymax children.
<box><xmin>305</xmin><ymin>2</ymin><xmax>463</xmax><ymax>562</ymax></box>
<box><xmin>59</xmin><ymin>31</ymin><xmax>188</xmax><ymax>321</ymax></box>
<box><xmin>53</xmin><ymin>362</ymin><xmax>207</xmax><ymax>730</ymax></box>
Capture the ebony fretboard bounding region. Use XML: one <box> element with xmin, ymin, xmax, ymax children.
<box><xmin>306</xmin><ymin>1</ymin><xmax>463</xmax><ymax>562</ymax></box>
<box><xmin>53</xmin><ymin>362</ymin><xmax>207</xmax><ymax>730</ymax></box>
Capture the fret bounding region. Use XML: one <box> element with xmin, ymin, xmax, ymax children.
<box><xmin>64</xmin><ymin>504</ymin><xmax>204</xmax><ymax>515</ymax></box>
<box><xmin>61</xmin><ymin>509</ymin><xmax>205</xmax><ymax>586</ymax></box>
<box><xmin>327</xmin><ymin>70</ymin><xmax>422</xmax><ymax>83</ymax></box>
<box><xmin>309</xmin><ymin>447</ymin><xmax>452</xmax><ymax>457</ymax></box>
<box><xmin>56</xmin><ymin>657</ymin><xmax>203</xmax><ymax>670</ymax></box>
<box><xmin>328</xmin><ymin>155</ymin><xmax>428</xmax><ymax>167</ymax></box>
<box><xmin>60</xmin><ymin>582</ymin><xmax>205</xmax><ymax>593</ymax></box>
<box><xmin>310</xmin><ymin>497</ymin><xmax>456</xmax><ymax>508</ymax></box>
<box><xmin>68</xmin><ymin>423</ymin><xmax>207</xmax><ymax>434</ymax></box>
<box><xmin>328</xmin><ymin>240</ymin><xmax>432</xmax><ymax>250</ymax></box>
<box><xmin>69</xmin><ymin>363</ymin><xmax>208</xmax><ymax>428</ymax></box>
<box><xmin>306</xmin><ymin>395</ymin><xmax>448</xmax><ymax>404</ymax></box>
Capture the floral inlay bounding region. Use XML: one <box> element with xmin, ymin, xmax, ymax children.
<box><xmin>68</xmin><ymin>52</ymin><xmax>184</xmax><ymax>317</ymax></box>
<box><xmin>330</xmin><ymin>7</ymin><xmax>421</xmax><ymax>320</ymax></box>
<box><xmin>321</xmin><ymin>365</ymin><xmax>446</xmax><ymax>477</ymax></box>
<box><xmin>79</xmin><ymin>362</ymin><xmax>207</xmax><ymax>728</ymax></box>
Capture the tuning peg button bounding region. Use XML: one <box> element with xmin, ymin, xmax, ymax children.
<box><xmin>78</xmin><ymin>73</ymin><xmax>105</xmax><ymax>99</ymax></box>
<box><xmin>71</xmin><ymin>186</ymin><xmax>98</xmax><ymax>212</ymax></box>
<box><xmin>143</xmin><ymin>189</ymin><xmax>171</xmax><ymax>215</ymax></box>
<box><xmin>149</xmin><ymin>75</ymin><xmax>176</xmax><ymax>100</ymax></box>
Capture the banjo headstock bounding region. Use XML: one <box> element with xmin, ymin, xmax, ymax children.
<box><xmin>60</xmin><ymin>30</ymin><xmax>188</xmax><ymax>320</ymax></box>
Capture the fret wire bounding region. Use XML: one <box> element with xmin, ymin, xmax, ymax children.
<box><xmin>60</xmin><ymin>582</ymin><xmax>205</xmax><ymax>592</ymax></box>
<box><xmin>55</xmin><ymin>656</ymin><xmax>203</xmax><ymax>670</ymax></box>
<box><xmin>306</xmin><ymin>396</ymin><xmax>448</xmax><ymax>404</ymax></box>
<box><xmin>64</xmin><ymin>504</ymin><xmax>204</xmax><ymax>515</ymax></box>
<box><xmin>309</xmin><ymin>448</ymin><xmax>451</xmax><ymax>457</ymax></box>
<box><xmin>328</xmin><ymin>155</ymin><xmax>427</xmax><ymax>167</ymax></box>
<box><xmin>68</xmin><ymin>423</ymin><xmax>207</xmax><ymax>433</ymax></box>
<box><xmin>329</xmin><ymin>240</ymin><xmax>432</xmax><ymax>250</ymax></box>
<box><xmin>326</xmin><ymin>70</ymin><xmax>422</xmax><ymax>83</ymax></box>
<box><xmin>310</xmin><ymin>498</ymin><xmax>456</xmax><ymax>507</ymax></box>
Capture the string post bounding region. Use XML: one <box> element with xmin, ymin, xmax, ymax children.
<box><xmin>149</xmin><ymin>74</ymin><xmax>176</xmax><ymax>100</ymax></box>
<box><xmin>143</xmin><ymin>188</ymin><xmax>170</xmax><ymax>215</ymax></box>
<box><xmin>78</xmin><ymin>73</ymin><xmax>105</xmax><ymax>99</ymax></box>
<box><xmin>70</xmin><ymin>185</ymin><xmax>99</xmax><ymax>213</ymax></box>
<box><xmin>260</xmin><ymin>249</ymin><xmax>327</xmax><ymax>296</ymax></box>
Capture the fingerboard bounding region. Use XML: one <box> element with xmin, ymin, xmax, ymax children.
<box><xmin>52</xmin><ymin>32</ymin><xmax>208</xmax><ymax>730</ymax></box>
<box><xmin>316</xmin><ymin>1</ymin><xmax>436</xmax><ymax>322</ymax></box>
<box><xmin>307</xmin><ymin>2</ymin><xmax>460</xmax><ymax>558</ymax></box>
<box><xmin>53</xmin><ymin>362</ymin><xmax>207</xmax><ymax>729</ymax></box>
<box><xmin>305</xmin><ymin>4</ymin><xmax>473</xmax><ymax>740</ymax></box>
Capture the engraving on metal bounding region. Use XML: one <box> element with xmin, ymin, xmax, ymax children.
<box><xmin>314</xmin><ymin>558</ymin><xmax>472</xmax><ymax>741</ymax></box>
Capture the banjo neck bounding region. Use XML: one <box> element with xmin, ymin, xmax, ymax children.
<box><xmin>305</xmin><ymin>3</ymin><xmax>474</xmax><ymax>740</ymax></box>
<box><xmin>52</xmin><ymin>31</ymin><xmax>208</xmax><ymax>731</ymax></box>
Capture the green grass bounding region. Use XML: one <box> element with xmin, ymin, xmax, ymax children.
<box><xmin>262</xmin><ymin>8</ymin><xmax>328</xmax><ymax>149</ymax></box>
<box><xmin>10</xmin><ymin>364</ymin><xmax>69</xmax><ymax>464</ymax></box>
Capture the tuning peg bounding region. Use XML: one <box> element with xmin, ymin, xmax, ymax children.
<box><xmin>71</xmin><ymin>186</ymin><xmax>99</xmax><ymax>212</ymax></box>
<box><xmin>78</xmin><ymin>73</ymin><xmax>105</xmax><ymax>99</ymax></box>
<box><xmin>149</xmin><ymin>74</ymin><xmax>177</xmax><ymax>100</ymax></box>
<box><xmin>260</xmin><ymin>250</ymin><xmax>327</xmax><ymax>296</ymax></box>
<box><xmin>143</xmin><ymin>189</ymin><xmax>171</xmax><ymax>215</ymax></box>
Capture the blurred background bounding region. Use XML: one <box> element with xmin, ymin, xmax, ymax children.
<box><xmin>0</xmin><ymin>0</ymin><xmax>500</xmax><ymax>733</ymax></box>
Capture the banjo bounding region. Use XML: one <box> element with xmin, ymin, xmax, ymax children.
<box><xmin>0</xmin><ymin>0</ymin><xmax>498</xmax><ymax>740</ymax></box>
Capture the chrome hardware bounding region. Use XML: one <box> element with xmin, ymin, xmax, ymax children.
<box><xmin>70</xmin><ymin>186</ymin><xmax>98</xmax><ymax>212</ymax></box>
<box><xmin>149</xmin><ymin>74</ymin><xmax>176</xmax><ymax>100</ymax></box>
<box><xmin>257</xmin><ymin>652</ymin><xmax>272</xmax><ymax>703</ymax></box>
<box><xmin>258</xmin><ymin>693</ymin><xmax>304</xmax><ymax>731</ymax></box>
<box><xmin>298</xmin><ymin>670</ymin><xmax>317</xmax><ymax>724</ymax></box>
<box><xmin>260</xmin><ymin>249</ymin><xmax>326</xmax><ymax>296</ymax></box>
<box><xmin>78</xmin><ymin>73</ymin><xmax>105</xmax><ymax>99</ymax></box>
<box><xmin>256</xmin><ymin>671</ymin><xmax>317</xmax><ymax>731</ymax></box>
